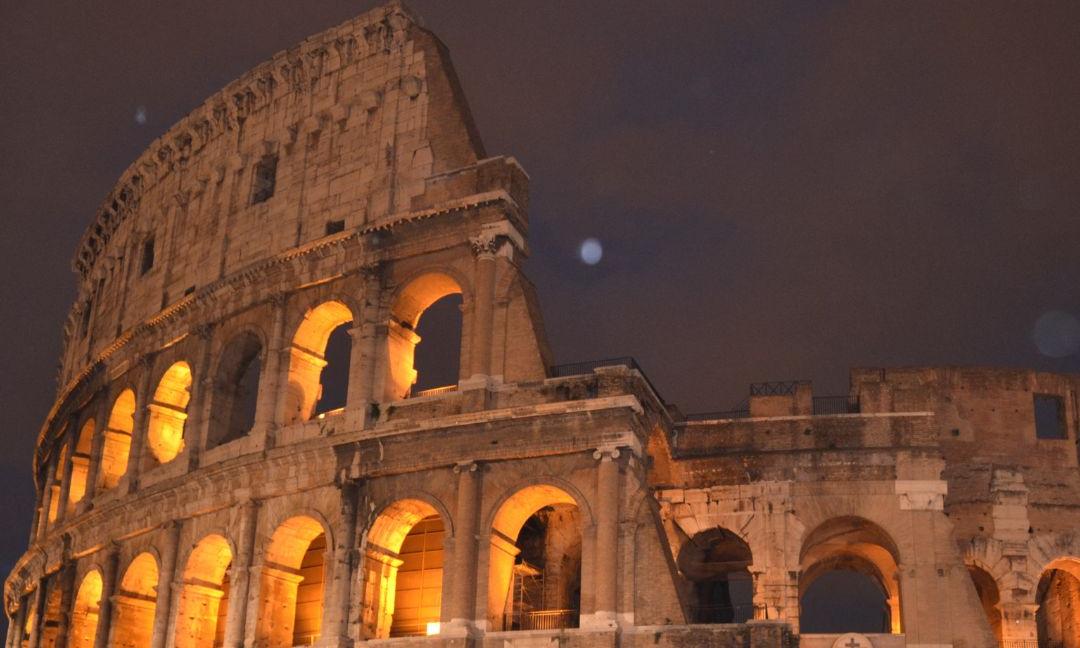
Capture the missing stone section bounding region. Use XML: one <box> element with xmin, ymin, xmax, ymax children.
<box><xmin>251</xmin><ymin>155</ymin><xmax>278</xmax><ymax>204</ymax></box>
<box><xmin>325</xmin><ymin>219</ymin><xmax>345</xmax><ymax>236</ymax></box>
<box><xmin>140</xmin><ymin>237</ymin><xmax>155</xmax><ymax>275</ymax></box>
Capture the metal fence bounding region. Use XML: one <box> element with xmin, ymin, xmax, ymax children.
<box><xmin>502</xmin><ymin>609</ymin><xmax>579</xmax><ymax>631</ymax></box>
<box><xmin>811</xmin><ymin>395</ymin><xmax>860</xmax><ymax>415</ymax></box>
<box><xmin>411</xmin><ymin>384</ymin><xmax>458</xmax><ymax>398</ymax></box>
<box><xmin>684</xmin><ymin>408</ymin><xmax>751</xmax><ymax>421</ymax></box>
<box><xmin>749</xmin><ymin>380</ymin><xmax>803</xmax><ymax>396</ymax></box>
<box><xmin>548</xmin><ymin>357</ymin><xmax>666</xmax><ymax>404</ymax></box>
<box><xmin>1002</xmin><ymin>642</ymin><xmax>1038</xmax><ymax>648</ymax></box>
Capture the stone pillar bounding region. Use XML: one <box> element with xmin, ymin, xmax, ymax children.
<box><xmin>186</xmin><ymin>325</ymin><xmax>215</xmax><ymax>471</ymax></box>
<box><xmin>125</xmin><ymin>363</ymin><xmax>156</xmax><ymax>493</ymax></box>
<box><xmin>53</xmin><ymin>561</ymin><xmax>76</xmax><ymax>648</ymax></box>
<box><xmin>255</xmin><ymin>295</ymin><xmax>286</xmax><ymax>446</ymax></box>
<box><xmin>25</xmin><ymin>581</ymin><xmax>45</xmax><ymax>648</ymax></box>
<box><xmin>93</xmin><ymin>545</ymin><xmax>120</xmax><ymax>648</ymax></box>
<box><xmin>448</xmin><ymin>461</ymin><xmax>481</xmax><ymax>632</ymax></box>
<box><xmin>468</xmin><ymin>239</ymin><xmax>497</xmax><ymax>379</ymax></box>
<box><xmin>36</xmin><ymin>461</ymin><xmax>58</xmax><ymax>541</ymax></box>
<box><xmin>222</xmin><ymin>500</ymin><xmax>259</xmax><ymax>648</ymax></box>
<box><xmin>81</xmin><ymin>395</ymin><xmax>112</xmax><ymax>508</ymax></box>
<box><xmin>150</xmin><ymin>522</ymin><xmax>181</xmax><ymax>648</ymax></box>
<box><xmin>10</xmin><ymin>596</ymin><xmax>27</xmax><ymax>648</ymax></box>
<box><xmin>590</xmin><ymin>448</ymin><xmax>621</xmax><ymax>629</ymax></box>
<box><xmin>355</xmin><ymin>266</ymin><xmax>382</xmax><ymax>425</ymax></box>
<box><xmin>55</xmin><ymin>418</ymin><xmax>78</xmax><ymax>522</ymax></box>
<box><xmin>323</xmin><ymin>482</ymin><xmax>358</xmax><ymax>645</ymax></box>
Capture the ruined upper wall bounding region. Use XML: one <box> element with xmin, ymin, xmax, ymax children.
<box><xmin>61</xmin><ymin>1</ymin><xmax>499</xmax><ymax>386</ymax></box>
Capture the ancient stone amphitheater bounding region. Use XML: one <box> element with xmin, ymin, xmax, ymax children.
<box><xmin>5</xmin><ymin>3</ymin><xmax>1080</xmax><ymax>648</ymax></box>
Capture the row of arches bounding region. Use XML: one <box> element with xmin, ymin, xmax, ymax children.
<box><xmin>677</xmin><ymin>517</ymin><xmax>900</xmax><ymax>634</ymax></box>
<box><xmin>968</xmin><ymin>558</ymin><xmax>1080</xmax><ymax>648</ymax></box>
<box><xmin>29</xmin><ymin>482</ymin><xmax>586</xmax><ymax>648</ymax></box>
<box><xmin>41</xmin><ymin>274</ymin><xmax>466</xmax><ymax>535</ymax></box>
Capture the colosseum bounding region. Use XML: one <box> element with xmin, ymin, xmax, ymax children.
<box><xmin>4</xmin><ymin>3</ymin><xmax>1080</xmax><ymax>648</ymax></box>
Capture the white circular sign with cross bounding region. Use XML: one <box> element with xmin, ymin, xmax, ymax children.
<box><xmin>832</xmin><ymin>634</ymin><xmax>873</xmax><ymax>648</ymax></box>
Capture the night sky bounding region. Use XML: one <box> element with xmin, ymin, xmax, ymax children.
<box><xmin>4</xmin><ymin>0</ymin><xmax>1080</xmax><ymax>632</ymax></box>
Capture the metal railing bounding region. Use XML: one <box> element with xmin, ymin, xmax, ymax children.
<box><xmin>689</xmin><ymin>603</ymin><xmax>754</xmax><ymax>624</ymax></box>
<box><xmin>502</xmin><ymin>609</ymin><xmax>579</xmax><ymax>631</ymax></box>
<box><xmin>812</xmin><ymin>395</ymin><xmax>860</xmax><ymax>415</ymax></box>
<box><xmin>1002</xmin><ymin>642</ymin><xmax>1038</xmax><ymax>648</ymax></box>
<box><xmin>410</xmin><ymin>384</ymin><xmax>458</xmax><ymax>398</ymax></box>
<box><xmin>749</xmin><ymin>380</ymin><xmax>803</xmax><ymax>396</ymax></box>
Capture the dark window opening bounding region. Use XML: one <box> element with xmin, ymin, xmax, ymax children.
<box><xmin>801</xmin><ymin>570</ymin><xmax>890</xmax><ymax>634</ymax></box>
<box><xmin>678</xmin><ymin>528</ymin><xmax>754</xmax><ymax>624</ymax></box>
<box><xmin>314</xmin><ymin>323</ymin><xmax>352</xmax><ymax>415</ymax></box>
<box><xmin>79</xmin><ymin>305</ymin><xmax>92</xmax><ymax>339</ymax></box>
<box><xmin>325</xmin><ymin>219</ymin><xmax>345</xmax><ymax>236</ymax></box>
<box><xmin>140</xmin><ymin>237</ymin><xmax>155</xmax><ymax>275</ymax></box>
<box><xmin>504</xmin><ymin>506</ymin><xmax>581</xmax><ymax>631</ymax></box>
<box><xmin>208</xmin><ymin>333</ymin><xmax>263</xmax><ymax>448</ymax></box>
<box><xmin>251</xmin><ymin>156</ymin><xmax>278</xmax><ymax>204</ymax></box>
<box><xmin>1034</xmin><ymin>394</ymin><xmax>1067</xmax><ymax>439</ymax></box>
<box><xmin>412</xmin><ymin>294</ymin><xmax>463</xmax><ymax>393</ymax></box>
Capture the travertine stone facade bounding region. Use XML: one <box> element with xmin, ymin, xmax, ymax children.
<box><xmin>5</xmin><ymin>4</ymin><xmax>1080</xmax><ymax>648</ymax></box>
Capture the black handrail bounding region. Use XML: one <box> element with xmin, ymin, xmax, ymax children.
<box><xmin>548</xmin><ymin>357</ymin><xmax>666</xmax><ymax>404</ymax></box>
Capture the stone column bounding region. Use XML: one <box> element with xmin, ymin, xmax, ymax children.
<box><xmin>254</xmin><ymin>294</ymin><xmax>286</xmax><ymax>447</ymax></box>
<box><xmin>25</xmin><ymin>580</ymin><xmax>46</xmax><ymax>648</ymax></box>
<box><xmin>10</xmin><ymin>596</ymin><xmax>27</xmax><ymax>648</ymax></box>
<box><xmin>186</xmin><ymin>325</ymin><xmax>215</xmax><ymax>471</ymax></box>
<box><xmin>55</xmin><ymin>418</ymin><xmax>78</xmax><ymax>522</ymax></box>
<box><xmin>36</xmin><ymin>461</ymin><xmax>58</xmax><ymax>541</ymax></box>
<box><xmin>81</xmin><ymin>395</ymin><xmax>112</xmax><ymax>508</ymax></box>
<box><xmin>125</xmin><ymin>362</ymin><xmax>156</xmax><ymax>493</ymax></box>
<box><xmin>150</xmin><ymin>522</ymin><xmax>181</xmax><ymax>648</ymax></box>
<box><xmin>93</xmin><ymin>545</ymin><xmax>120</xmax><ymax>648</ymax></box>
<box><xmin>590</xmin><ymin>448</ymin><xmax>621</xmax><ymax>628</ymax></box>
<box><xmin>222</xmin><ymin>500</ymin><xmax>259</xmax><ymax>648</ymax></box>
<box><xmin>322</xmin><ymin>482</ymin><xmax>358</xmax><ymax>645</ymax></box>
<box><xmin>53</xmin><ymin>560</ymin><xmax>76</xmax><ymax>648</ymax></box>
<box><xmin>468</xmin><ymin>237</ymin><xmax>497</xmax><ymax>379</ymax></box>
<box><xmin>448</xmin><ymin>461</ymin><xmax>481</xmax><ymax>631</ymax></box>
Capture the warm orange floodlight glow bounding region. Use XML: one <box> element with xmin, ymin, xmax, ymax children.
<box><xmin>147</xmin><ymin>362</ymin><xmax>192</xmax><ymax>463</ymax></box>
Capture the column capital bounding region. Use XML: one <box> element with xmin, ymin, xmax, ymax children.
<box><xmin>592</xmin><ymin>447</ymin><xmax>623</xmax><ymax>462</ymax></box>
<box><xmin>452</xmin><ymin>460</ymin><xmax>480</xmax><ymax>474</ymax></box>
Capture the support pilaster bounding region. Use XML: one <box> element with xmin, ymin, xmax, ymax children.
<box><xmin>323</xmin><ymin>481</ymin><xmax>358</xmax><ymax>645</ymax></box>
<box><xmin>150</xmin><ymin>521</ymin><xmax>181</xmax><ymax>648</ymax></box>
<box><xmin>447</xmin><ymin>461</ymin><xmax>481</xmax><ymax>634</ymax></box>
<box><xmin>93</xmin><ymin>545</ymin><xmax>120</xmax><ymax>648</ymax></box>
<box><xmin>222</xmin><ymin>500</ymin><xmax>259</xmax><ymax>648</ymax></box>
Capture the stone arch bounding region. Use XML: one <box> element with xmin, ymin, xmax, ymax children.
<box><xmin>360</xmin><ymin>498</ymin><xmax>449</xmax><ymax>639</ymax></box>
<box><xmin>486</xmin><ymin>482</ymin><xmax>589</xmax><ymax>632</ymax></box>
<box><xmin>282</xmin><ymin>300</ymin><xmax>356</xmax><ymax>424</ymax></box>
<box><xmin>49</xmin><ymin>444</ymin><xmax>68</xmax><ymax>524</ymax></box>
<box><xmin>206</xmin><ymin>330</ymin><xmax>264</xmax><ymax>448</ymax></box>
<box><xmin>677</xmin><ymin>527</ymin><xmax>754</xmax><ymax>624</ymax></box>
<box><xmin>799</xmin><ymin>516</ymin><xmax>902</xmax><ymax>635</ymax></box>
<box><xmin>384</xmin><ymin>271</ymin><xmax>466</xmax><ymax>401</ymax></box>
<box><xmin>174</xmin><ymin>534</ymin><xmax>234</xmax><ymax>648</ymax></box>
<box><xmin>68</xmin><ymin>418</ymin><xmax>95</xmax><ymax>509</ymax></box>
<box><xmin>110</xmin><ymin>552</ymin><xmax>159</xmax><ymax>648</ymax></box>
<box><xmin>147</xmin><ymin>361</ymin><xmax>192</xmax><ymax>464</ymax></box>
<box><xmin>967</xmin><ymin>563</ymin><xmax>1004</xmax><ymax>647</ymax></box>
<box><xmin>254</xmin><ymin>514</ymin><xmax>333</xmax><ymax>647</ymax></box>
<box><xmin>1036</xmin><ymin>556</ymin><xmax>1080</xmax><ymax>648</ymax></box>
<box><xmin>100</xmin><ymin>388</ymin><xmax>136</xmax><ymax>490</ymax></box>
<box><xmin>71</xmin><ymin>569</ymin><xmax>103</xmax><ymax>648</ymax></box>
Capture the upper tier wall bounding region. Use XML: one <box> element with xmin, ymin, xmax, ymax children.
<box><xmin>61</xmin><ymin>1</ymin><xmax>488</xmax><ymax>387</ymax></box>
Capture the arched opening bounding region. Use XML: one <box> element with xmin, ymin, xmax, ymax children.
<box><xmin>68</xmin><ymin>419</ymin><xmax>95</xmax><ymax>509</ymax></box>
<box><xmin>207</xmin><ymin>333</ymin><xmax>262</xmax><ymax>448</ymax></box>
<box><xmin>968</xmin><ymin>565</ymin><xmax>1003</xmax><ymax>647</ymax></box>
<box><xmin>48</xmin><ymin>445</ymin><xmax>68</xmax><ymax>524</ymax></box>
<box><xmin>147</xmin><ymin>362</ymin><xmax>192</xmax><ymax>464</ymax></box>
<box><xmin>1037</xmin><ymin>558</ymin><xmax>1080</xmax><ymax>648</ymax></box>
<box><xmin>255</xmin><ymin>516</ymin><xmax>328</xmax><ymax>647</ymax></box>
<box><xmin>283</xmin><ymin>301</ymin><xmax>354</xmax><ymax>424</ymax></box>
<box><xmin>677</xmin><ymin>528</ymin><xmax>754</xmax><ymax>623</ymax></box>
<box><xmin>386</xmin><ymin>273</ymin><xmax>463</xmax><ymax>400</ymax></box>
<box><xmin>488</xmin><ymin>485</ymin><xmax>582</xmax><ymax>631</ymax></box>
<box><xmin>360</xmin><ymin>500</ymin><xmax>446</xmax><ymax>639</ymax></box>
<box><xmin>100</xmin><ymin>389</ymin><xmax>135</xmax><ymax>490</ymax></box>
<box><xmin>71</xmin><ymin>570</ymin><xmax>103</xmax><ymax>648</ymax></box>
<box><xmin>799</xmin><ymin>516</ymin><xmax>901</xmax><ymax>635</ymax></box>
<box><xmin>111</xmin><ymin>553</ymin><xmax>159</xmax><ymax>648</ymax></box>
<box><xmin>174</xmin><ymin>535</ymin><xmax>232</xmax><ymax>648</ymax></box>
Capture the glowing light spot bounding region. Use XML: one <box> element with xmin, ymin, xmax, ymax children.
<box><xmin>426</xmin><ymin>622</ymin><xmax>441</xmax><ymax>636</ymax></box>
<box><xmin>1033</xmin><ymin>311</ymin><xmax>1080</xmax><ymax>358</ymax></box>
<box><xmin>579</xmin><ymin>238</ymin><xmax>603</xmax><ymax>265</ymax></box>
<box><xmin>134</xmin><ymin>106</ymin><xmax>147</xmax><ymax>125</ymax></box>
